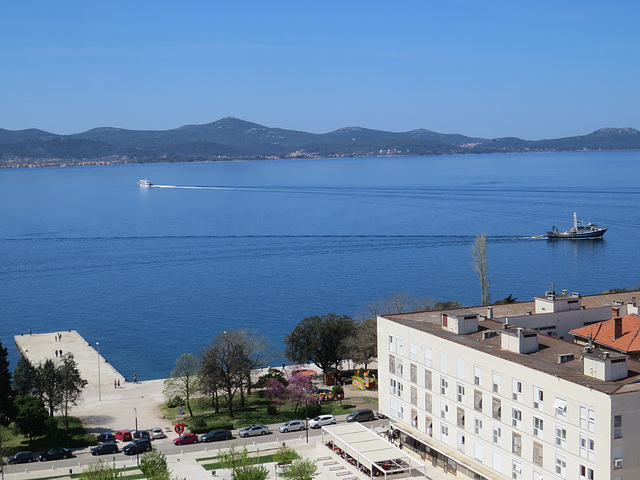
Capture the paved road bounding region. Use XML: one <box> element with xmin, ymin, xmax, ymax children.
<box><xmin>3</xmin><ymin>418</ymin><xmax>390</xmax><ymax>476</ymax></box>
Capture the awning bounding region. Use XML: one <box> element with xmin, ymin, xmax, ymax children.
<box><xmin>321</xmin><ymin>423</ymin><xmax>426</xmax><ymax>478</ymax></box>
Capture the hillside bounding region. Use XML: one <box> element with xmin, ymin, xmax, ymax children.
<box><xmin>1</xmin><ymin>117</ymin><xmax>639</xmax><ymax>167</ymax></box>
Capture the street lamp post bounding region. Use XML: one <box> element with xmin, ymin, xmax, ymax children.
<box><xmin>134</xmin><ymin>407</ymin><xmax>139</xmax><ymax>465</ymax></box>
<box><xmin>96</xmin><ymin>342</ymin><xmax>101</xmax><ymax>401</ymax></box>
<box><xmin>303</xmin><ymin>388</ymin><xmax>309</xmax><ymax>443</ymax></box>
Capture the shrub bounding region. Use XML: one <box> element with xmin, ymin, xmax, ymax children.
<box><xmin>299</xmin><ymin>403</ymin><xmax>321</xmax><ymax>418</ymax></box>
<box><xmin>267</xmin><ymin>404</ymin><xmax>278</xmax><ymax>416</ymax></box>
<box><xmin>331</xmin><ymin>385</ymin><xmax>344</xmax><ymax>398</ymax></box>
<box><xmin>166</xmin><ymin>396</ymin><xmax>184</xmax><ymax>408</ymax></box>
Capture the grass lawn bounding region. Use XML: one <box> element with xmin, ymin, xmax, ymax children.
<box><xmin>1</xmin><ymin>416</ymin><xmax>96</xmax><ymax>456</ymax></box>
<box><xmin>161</xmin><ymin>393</ymin><xmax>377</xmax><ymax>431</ymax></box>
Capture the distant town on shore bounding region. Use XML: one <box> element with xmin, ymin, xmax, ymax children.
<box><xmin>1</xmin><ymin>117</ymin><xmax>639</xmax><ymax>168</ymax></box>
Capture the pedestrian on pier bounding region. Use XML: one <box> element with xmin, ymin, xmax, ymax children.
<box><xmin>133</xmin><ymin>373</ymin><xmax>137</xmax><ymax>383</ymax></box>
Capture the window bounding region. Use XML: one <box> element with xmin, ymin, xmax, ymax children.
<box><xmin>614</xmin><ymin>415</ymin><xmax>622</xmax><ymax>438</ymax></box>
<box><xmin>512</xmin><ymin>460</ymin><xmax>522</xmax><ymax>480</ymax></box>
<box><xmin>492</xmin><ymin>451</ymin><xmax>502</xmax><ymax>474</ymax></box>
<box><xmin>533</xmin><ymin>441</ymin><xmax>543</xmax><ymax>467</ymax></box>
<box><xmin>396</xmin><ymin>358</ymin><xmax>404</xmax><ymax>376</ymax></box>
<box><xmin>474</xmin><ymin>441</ymin><xmax>483</xmax><ymax>462</ymax></box>
<box><xmin>441</xmin><ymin>400</ymin><xmax>449</xmax><ymax>420</ymax></box>
<box><xmin>457</xmin><ymin>383</ymin><xmax>465</xmax><ymax>403</ymax></box>
<box><xmin>533</xmin><ymin>416</ymin><xmax>544</xmax><ymax>438</ymax></box>
<box><xmin>474</xmin><ymin>390</ymin><xmax>483</xmax><ymax>412</ymax></box>
<box><xmin>440</xmin><ymin>352</ymin><xmax>448</xmax><ymax>373</ymax></box>
<box><xmin>512</xmin><ymin>432</ymin><xmax>522</xmax><ymax>456</ymax></box>
<box><xmin>555</xmin><ymin>453</ymin><xmax>567</xmax><ymax>478</ymax></box>
<box><xmin>425</xmin><ymin>393</ymin><xmax>432</xmax><ymax>412</ymax></box>
<box><xmin>425</xmin><ymin>369</ymin><xmax>432</xmax><ymax>390</ymax></box>
<box><xmin>441</xmin><ymin>424</ymin><xmax>449</xmax><ymax>443</ymax></box>
<box><xmin>411</xmin><ymin>409</ymin><xmax>418</xmax><ymax>427</ymax></box>
<box><xmin>457</xmin><ymin>358</ymin><xmax>465</xmax><ymax>380</ymax></box>
<box><xmin>533</xmin><ymin>386</ymin><xmax>544</xmax><ymax>410</ymax></box>
<box><xmin>579</xmin><ymin>465</ymin><xmax>595</xmax><ymax>480</ymax></box>
<box><xmin>457</xmin><ymin>432</ymin><xmax>466</xmax><ymax>452</ymax></box>
<box><xmin>389</xmin><ymin>355</ymin><xmax>396</xmax><ymax>374</ymax></box>
<box><xmin>474</xmin><ymin>365</ymin><xmax>482</xmax><ymax>386</ymax></box>
<box><xmin>555</xmin><ymin>425</ymin><xmax>567</xmax><ymax>448</ymax></box>
<box><xmin>390</xmin><ymin>378</ymin><xmax>397</xmax><ymax>395</ymax></box>
<box><xmin>492</xmin><ymin>371</ymin><xmax>501</xmax><ymax>394</ymax></box>
<box><xmin>425</xmin><ymin>416</ymin><xmax>433</xmax><ymax>436</ymax></box>
<box><xmin>580</xmin><ymin>405</ymin><xmax>595</xmax><ymax>432</ymax></box>
<box><xmin>397</xmin><ymin>337</ymin><xmax>403</xmax><ymax>356</ymax></box>
<box><xmin>409</xmin><ymin>341</ymin><xmax>417</xmax><ymax>361</ymax></box>
<box><xmin>553</xmin><ymin>396</ymin><xmax>567</xmax><ymax>418</ymax></box>
<box><xmin>389</xmin><ymin>335</ymin><xmax>395</xmax><ymax>353</ymax></box>
<box><xmin>512</xmin><ymin>408</ymin><xmax>522</xmax><ymax>429</ymax></box>
<box><xmin>410</xmin><ymin>363</ymin><xmax>417</xmax><ymax>383</ymax></box>
<box><xmin>512</xmin><ymin>379</ymin><xmax>522</xmax><ymax>402</ymax></box>
<box><xmin>389</xmin><ymin>397</ymin><xmax>404</xmax><ymax>419</ymax></box>
<box><xmin>424</xmin><ymin>346</ymin><xmax>432</xmax><ymax>367</ymax></box>
<box><xmin>580</xmin><ymin>434</ymin><xmax>595</xmax><ymax>461</ymax></box>
<box><xmin>457</xmin><ymin>407</ymin><xmax>465</xmax><ymax>428</ymax></box>
<box><xmin>614</xmin><ymin>445</ymin><xmax>622</xmax><ymax>468</ymax></box>
<box><xmin>441</xmin><ymin>376</ymin><xmax>449</xmax><ymax>396</ymax></box>
<box><xmin>397</xmin><ymin>381</ymin><xmax>404</xmax><ymax>397</ymax></box>
<box><xmin>474</xmin><ymin>417</ymin><xmax>483</xmax><ymax>435</ymax></box>
<box><xmin>411</xmin><ymin>386</ymin><xmax>417</xmax><ymax>406</ymax></box>
<box><xmin>492</xmin><ymin>425</ymin><xmax>501</xmax><ymax>444</ymax></box>
<box><xmin>492</xmin><ymin>397</ymin><xmax>501</xmax><ymax>420</ymax></box>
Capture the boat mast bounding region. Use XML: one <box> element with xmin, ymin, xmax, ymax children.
<box><xmin>573</xmin><ymin>211</ymin><xmax>577</xmax><ymax>230</ymax></box>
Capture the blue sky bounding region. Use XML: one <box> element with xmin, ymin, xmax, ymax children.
<box><xmin>1</xmin><ymin>1</ymin><xmax>639</xmax><ymax>139</ymax></box>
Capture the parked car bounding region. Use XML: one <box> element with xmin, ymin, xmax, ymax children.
<box><xmin>91</xmin><ymin>443</ymin><xmax>119</xmax><ymax>455</ymax></box>
<box><xmin>309</xmin><ymin>415</ymin><xmax>336</xmax><ymax>429</ymax></box>
<box><xmin>122</xmin><ymin>439</ymin><xmax>152</xmax><ymax>455</ymax></box>
<box><xmin>279</xmin><ymin>420</ymin><xmax>306</xmax><ymax>433</ymax></box>
<box><xmin>151</xmin><ymin>427</ymin><xmax>166</xmax><ymax>439</ymax></box>
<box><xmin>173</xmin><ymin>433</ymin><xmax>199</xmax><ymax>445</ymax></box>
<box><xmin>7</xmin><ymin>451</ymin><xmax>35</xmax><ymax>464</ymax></box>
<box><xmin>238</xmin><ymin>424</ymin><xmax>269</xmax><ymax>438</ymax></box>
<box><xmin>346</xmin><ymin>409</ymin><xmax>376</xmax><ymax>423</ymax></box>
<box><xmin>97</xmin><ymin>433</ymin><xmax>116</xmax><ymax>443</ymax></box>
<box><xmin>115</xmin><ymin>430</ymin><xmax>133</xmax><ymax>442</ymax></box>
<box><xmin>200</xmin><ymin>429</ymin><xmax>233</xmax><ymax>442</ymax></box>
<box><xmin>375</xmin><ymin>410</ymin><xmax>387</xmax><ymax>419</ymax></box>
<box><xmin>39</xmin><ymin>448</ymin><xmax>73</xmax><ymax>461</ymax></box>
<box><xmin>133</xmin><ymin>430</ymin><xmax>151</xmax><ymax>440</ymax></box>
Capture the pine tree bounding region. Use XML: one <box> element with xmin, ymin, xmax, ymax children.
<box><xmin>0</xmin><ymin>338</ymin><xmax>15</xmax><ymax>425</ymax></box>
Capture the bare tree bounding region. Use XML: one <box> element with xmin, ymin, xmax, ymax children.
<box><xmin>164</xmin><ymin>353</ymin><xmax>200</xmax><ymax>417</ymax></box>
<box><xmin>201</xmin><ymin>330</ymin><xmax>264</xmax><ymax>418</ymax></box>
<box><xmin>471</xmin><ymin>233</ymin><xmax>491</xmax><ymax>305</ymax></box>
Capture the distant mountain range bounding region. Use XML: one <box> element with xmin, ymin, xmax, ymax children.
<box><xmin>1</xmin><ymin>117</ymin><xmax>639</xmax><ymax>168</ymax></box>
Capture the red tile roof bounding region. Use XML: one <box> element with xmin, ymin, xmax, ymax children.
<box><xmin>571</xmin><ymin>314</ymin><xmax>640</xmax><ymax>353</ymax></box>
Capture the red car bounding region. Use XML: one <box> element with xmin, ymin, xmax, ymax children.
<box><xmin>173</xmin><ymin>433</ymin><xmax>198</xmax><ymax>445</ymax></box>
<box><xmin>115</xmin><ymin>430</ymin><xmax>133</xmax><ymax>442</ymax></box>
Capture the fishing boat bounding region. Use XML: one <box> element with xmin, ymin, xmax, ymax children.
<box><xmin>546</xmin><ymin>212</ymin><xmax>607</xmax><ymax>239</ymax></box>
<box><xmin>137</xmin><ymin>179</ymin><xmax>153</xmax><ymax>188</ymax></box>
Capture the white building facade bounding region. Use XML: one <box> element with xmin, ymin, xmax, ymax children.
<box><xmin>378</xmin><ymin>309</ymin><xmax>640</xmax><ymax>480</ymax></box>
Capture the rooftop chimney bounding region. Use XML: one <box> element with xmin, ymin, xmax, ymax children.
<box><xmin>614</xmin><ymin>317</ymin><xmax>623</xmax><ymax>341</ymax></box>
<box><xmin>612</xmin><ymin>306</ymin><xmax>620</xmax><ymax>318</ymax></box>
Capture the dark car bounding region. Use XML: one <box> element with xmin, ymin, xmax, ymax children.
<box><xmin>346</xmin><ymin>409</ymin><xmax>375</xmax><ymax>423</ymax></box>
<box><xmin>39</xmin><ymin>447</ymin><xmax>73</xmax><ymax>461</ymax></box>
<box><xmin>133</xmin><ymin>430</ymin><xmax>151</xmax><ymax>440</ymax></box>
<box><xmin>97</xmin><ymin>433</ymin><xmax>116</xmax><ymax>443</ymax></box>
<box><xmin>7</xmin><ymin>451</ymin><xmax>35</xmax><ymax>464</ymax></box>
<box><xmin>200</xmin><ymin>429</ymin><xmax>232</xmax><ymax>443</ymax></box>
<box><xmin>91</xmin><ymin>443</ymin><xmax>119</xmax><ymax>455</ymax></box>
<box><xmin>122</xmin><ymin>439</ymin><xmax>152</xmax><ymax>455</ymax></box>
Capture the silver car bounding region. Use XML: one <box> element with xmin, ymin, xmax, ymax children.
<box><xmin>238</xmin><ymin>424</ymin><xmax>270</xmax><ymax>438</ymax></box>
<box><xmin>279</xmin><ymin>420</ymin><xmax>306</xmax><ymax>433</ymax></box>
<box><xmin>309</xmin><ymin>414</ymin><xmax>336</xmax><ymax>429</ymax></box>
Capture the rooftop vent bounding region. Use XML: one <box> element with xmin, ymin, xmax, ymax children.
<box><xmin>557</xmin><ymin>353</ymin><xmax>574</xmax><ymax>364</ymax></box>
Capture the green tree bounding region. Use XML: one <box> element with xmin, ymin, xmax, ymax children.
<box><xmin>36</xmin><ymin>359</ymin><xmax>62</xmax><ymax>417</ymax></box>
<box><xmin>471</xmin><ymin>233</ymin><xmax>491</xmax><ymax>305</ymax></box>
<box><xmin>59</xmin><ymin>353</ymin><xmax>88</xmax><ymax>432</ymax></box>
<box><xmin>285</xmin><ymin>314</ymin><xmax>356</xmax><ymax>373</ymax></box>
<box><xmin>217</xmin><ymin>444</ymin><xmax>268</xmax><ymax>480</ymax></box>
<box><xmin>280</xmin><ymin>458</ymin><xmax>319</xmax><ymax>480</ymax></box>
<box><xmin>139</xmin><ymin>449</ymin><xmax>170</xmax><ymax>480</ymax></box>
<box><xmin>233</xmin><ymin>465</ymin><xmax>269</xmax><ymax>480</ymax></box>
<box><xmin>79</xmin><ymin>461</ymin><xmax>123</xmax><ymax>479</ymax></box>
<box><xmin>273</xmin><ymin>445</ymin><xmax>299</xmax><ymax>464</ymax></box>
<box><xmin>0</xmin><ymin>338</ymin><xmax>14</xmax><ymax>426</ymax></box>
<box><xmin>164</xmin><ymin>353</ymin><xmax>200</xmax><ymax>417</ymax></box>
<box><xmin>14</xmin><ymin>395</ymin><xmax>49</xmax><ymax>441</ymax></box>
<box><xmin>12</xmin><ymin>357</ymin><xmax>38</xmax><ymax>397</ymax></box>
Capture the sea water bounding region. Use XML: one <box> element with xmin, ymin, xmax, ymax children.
<box><xmin>1</xmin><ymin>151</ymin><xmax>639</xmax><ymax>379</ymax></box>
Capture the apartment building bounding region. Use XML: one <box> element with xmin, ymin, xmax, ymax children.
<box><xmin>378</xmin><ymin>307</ymin><xmax>640</xmax><ymax>480</ymax></box>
